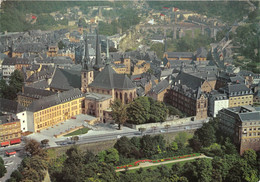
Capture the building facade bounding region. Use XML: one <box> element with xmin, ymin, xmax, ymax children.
<box><xmin>0</xmin><ymin>116</ymin><xmax>21</xmax><ymax>147</ymax></box>
<box><xmin>17</xmin><ymin>88</ymin><xmax>84</xmax><ymax>132</ymax></box>
<box><xmin>218</xmin><ymin>106</ymin><xmax>260</xmax><ymax>155</ymax></box>
<box><xmin>208</xmin><ymin>90</ymin><xmax>229</xmax><ymax>117</ymax></box>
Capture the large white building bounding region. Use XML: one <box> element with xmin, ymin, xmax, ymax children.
<box><xmin>209</xmin><ymin>90</ymin><xmax>229</xmax><ymax>117</ymax></box>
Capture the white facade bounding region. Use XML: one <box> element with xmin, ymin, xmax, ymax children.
<box><xmin>2</xmin><ymin>64</ymin><xmax>15</xmax><ymax>80</ymax></box>
<box><xmin>17</xmin><ymin>111</ymin><xmax>34</xmax><ymax>133</ymax></box>
<box><xmin>213</xmin><ymin>99</ymin><xmax>229</xmax><ymax>117</ymax></box>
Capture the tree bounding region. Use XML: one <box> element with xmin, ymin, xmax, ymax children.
<box><xmin>41</xmin><ymin>139</ymin><xmax>49</xmax><ymax>148</ymax></box>
<box><xmin>169</xmin><ymin>141</ymin><xmax>178</xmax><ymax>151</ymax></box>
<box><xmin>25</xmin><ymin>139</ymin><xmax>46</xmax><ymax>157</ymax></box>
<box><xmin>174</xmin><ymin>132</ymin><xmax>191</xmax><ymax>149</ymax></box>
<box><xmin>114</xmin><ymin>136</ymin><xmax>136</xmax><ymax>158</ymax></box>
<box><xmin>139</xmin><ymin>127</ymin><xmax>146</xmax><ymax>135</ymax></box>
<box><xmin>127</xmin><ymin>97</ymin><xmax>150</xmax><ymax>125</ymax></box>
<box><xmin>9</xmin><ymin>70</ymin><xmax>24</xmax><ymax>94</ymax></box>
<box><xmin>97</xmin><ymin>148</ymin><xmax>119</xmax><ymax>165</ymax></box>
<box><xmin>194</xmin><ymin>158</ymin><xmax>213</xmax><ymax>182</ymax></box>
<box><xmin>242</xmin><ymin>149</ymin><xmax>257</xmax><ymax>168</ymax></box>
<box><xmin>111</xmin><ymin>99</ymin><xmax>128</xmax><ymax>130</ymax></box>
<box><xmin>10</xmin><ymin>170</ymin><xmax>23</xmax><ymax>181</ymax></box>
<box><xmin>148</xmin><ymin>97</ymin><xmax>168</xmax><ymax>123</ymax></box>
<box><xmin>58</xmin><ymin>41</ymin><xmax>66</xmax><ymax>49</ymax></box>
<box><xmin>194</xmin><ymin>122</ymin><xmax>216</xmax><ymax>147</ymax></box>
<box><xmin>0</xmin><ymin>156</ymin><xmax>6</xmax><ymax>178</ymax></box>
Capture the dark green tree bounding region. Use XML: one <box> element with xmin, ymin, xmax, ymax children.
<box><xmin>111</xmin><ymin>99</ymin><xmax>128</xmax><ymax>130</ymax></box>
<box><xmin>0</xmin><ymin>156</ymin><xmax>6</xmax><ymax>178</ymax></box>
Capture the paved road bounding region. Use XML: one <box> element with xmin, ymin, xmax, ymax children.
<box><xmin>56</xmin><ymin>122</ymin><xmax>203</xmax><ymax>146</ymax></box>
<box><xmin>0</xmin><ymin>152</ymin><xmax>23</xmax><ymax>182</ymax></box>
<box><xmin>116</xmin><ymin>154</ymin><xmax>212</xmax><ymax>172</ymax></box>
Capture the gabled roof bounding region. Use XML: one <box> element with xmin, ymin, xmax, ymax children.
<box><xmin>151</xmin><ymin>78</ymin><xmax>169</xmax><ymax>94</ymax></box>
<box><xmin>220</xmin><ymin>83</ymin><xmax>252</xmax><ymax>96</ymax></box>
<box><xmin>174</xmin><ymin>72</ymin><xmax>205</xmax><ymax>90</ymax></box>
<box><xmin>196</xmin><ymin>47</ymin><xmax>208</xmax><ymax>58</ymax></box>
<box><xmin>166</xmin><ymin>52</ymin><xmax>193</xmax><ymax>58</ymax></box>
<box><xmin>239</xmin><ymin>112</ymin><xmax>260</xmax><ymax>122</ymax></box>
<box><xmin>50</xmin><ymin>68</ymin><xmax>81</xmax><ymax>91</ymax></box>
<box><xmin>89</xmin><ymin>64</ymin><xmax>135</xmax><ymax>90</ymax></box>
<box><xmin>18</xmin><ymin>86</ymin><xmax>55</xmax><ymax>99</ymax></box>
<box><xmin>0</xmin><ymin>98</ymin><xmax>25</xmax><ymax>114</ymax></box>
<box><xmin>27</xmin><ymin>88</ymin><xmax>83</xmax><ymax>112</ymax></box>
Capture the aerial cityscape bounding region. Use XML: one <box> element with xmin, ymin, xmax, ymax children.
<box><xmin>0</xmin><ymin>0</ymin><xmax>259</xmax><ymax>182</ymax></box>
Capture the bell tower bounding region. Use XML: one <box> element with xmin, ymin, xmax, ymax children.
<box><xmin>81</xmin><ymin>34</ymin><xmax>94</xmax><ymax>93</ymax></box>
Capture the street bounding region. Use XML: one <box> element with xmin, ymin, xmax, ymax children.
<box><xmin>0</xmin><ymin>152</ymin><xmax>23</xmax><ymax>182</ymax></box>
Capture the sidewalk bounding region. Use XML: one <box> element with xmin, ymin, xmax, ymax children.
<box><xmin>116</xmin><ymin>154</ymin><xmax>211</xmax><ymax>172</ymax></box>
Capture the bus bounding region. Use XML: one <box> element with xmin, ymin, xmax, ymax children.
<box><xmin>5</xmin><ymin>150</ymin><xmax>16</xmax><ymax>157</ymax></box>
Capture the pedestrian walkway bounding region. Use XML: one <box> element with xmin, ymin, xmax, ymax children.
<box><xmin>115</xmin><ymin>154</ymin><xmax>212</xmax><ymax>172</ymax></box>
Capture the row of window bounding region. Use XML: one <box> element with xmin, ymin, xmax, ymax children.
<box><xmin>244</xmin><ymin>128</ymin><xmax>260</xmax><ymax>131</ymax></box>
<box><xmin>0</xmin><ymin>134</ymin><xmax>19</xmax><ymax>141</ymax></box>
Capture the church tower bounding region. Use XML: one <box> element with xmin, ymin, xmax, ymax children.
<box><xmin>81</xmin><ymin>34</ymin><xmax>94</xmax><ymax>93</ymax></box>
<box><xmin>93</xmin><ymin>28</ymin><xmax>104</xmax><ymax>71</ymax></box>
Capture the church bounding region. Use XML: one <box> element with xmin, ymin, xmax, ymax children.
<box><xmin>81</xmin><ymin>30</ymin><xmax>137</xmax><ymax>122</ymax></box>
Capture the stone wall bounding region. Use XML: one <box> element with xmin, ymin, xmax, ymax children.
<box><xmin>128</xmin><ymin>117</ymin><xmax>193</xmax><ymax>130</ymax></box>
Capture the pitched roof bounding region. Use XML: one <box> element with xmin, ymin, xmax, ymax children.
<box><xmin>239</xmin><ymin>112</ymin><xmax>260</xmax><ymax>122</ymax></box>
<box><xmin>196</xmin><ymin>47</ymin><xmax>208</xmax><ymax>58</ymax></box>
<box><xmin>151</xmin><ymin>78</ymin><xmax>169</xmax><ymax>94</ymax></box>
<box><xmin>220</xmin><ymin>83</ymin><xmax>252</xmax><ymax>96</ymax></box>
<box><xmin>18</xmin><ymin>86</ymin><xmax>55</xmax><ymax>99</ymax></box>
<box><xmin>50</xmin><ymin>68</ymin><xmax>81</xmax><ymax>91</ymax></box>
<box><xmin>2</xmin><ymin>57</ymin><xmax>31</xmax><ymax>65</ymax></box>
<box><xmin>0</xmin><ymin>98</ymin><xmax>25</xmax><ymax>114</ymax></box>
<box><xmin>166</xmin><ymin>52</ymin><xmax>193</xmax><ymax>59</ymax></box>
<box><xmin>27</xmin><ymin>88</ymin><xmax>83</xmax><ymax>112</ymax></box>
<box><xmin>174</xmin><ymin>72</ymin><xmax>205</xmax><ymax>90</ymax></box>
<box><xmin>89</xmin><ymin>65</ymin><xmax>135</xmax><ymax>90</ymax></box>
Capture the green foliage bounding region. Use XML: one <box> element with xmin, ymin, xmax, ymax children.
<box><xmin>114</xmin><ymin>136</ymin><xmax>140</xmax><ymax>159</ymax></box>
<box><xmin>111</xmin><ymin>99</ymin><xmax>128</xmax><ymax>130</ymax></box>
<box><xmin>242</xmin><ymin>149</ymin><xmax>257</xmax><ymax>168</ymax></box>
<box><xmin>58</xmin><ymin>41</ymin><xmax>66</xmax><ymax>49</ymax></box>
<box><xmin>140</xmin><ymin>135</ymin><xmax>166</xmax><ymax>158</ymax></box>
<box><xmin>0</xmin><ymin>70</ymin><xmax>24</xmax><ymax>100</ymax></box>
<box><xmin>167</xmin><ymin>105</ymin><xmax>185</xmax><ymax>118</ymax></box>
<box><xmin>150</xmin><ymin>43</ymin><xmax>164</xmax><ymax>59</ymax></box>
<box><xmin>11</xmin><ymin>170</ymin><xmax>23</xmax><ymax>181</ymax></box>
<box><xmin>193</xmin><ymin>121</ymin><xmax>216</xmax><ymax>147</ymax></box>
<box><xmin>97</xmin><ymin>148</ymin><xmax>119</xmax><ymax>165</ymax></box>
<box><xmin>174</xmin><ymin>132</ymin><xmax>192</xmax><ymax>149</ymax></box>
<box><xmin>169</xmin><ymin>141</ymin><xmax>178</xmax><ymax>151</ymax></box>
<box><xmin>127</xmin><ymin>97</ymin><xmax>168</xmax><ymax>124</ymax></box>
<box><xmin>148</xmin><ymin>1</ymin><xmax>250</xmax><ymax>23</ymax></box>
<box><xmin>0</xmin><ymin>156</ymin><xmax>6</xmax><ymax>178</ymax></box>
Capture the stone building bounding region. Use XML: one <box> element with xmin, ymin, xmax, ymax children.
<box><xmin>148</xmin><ymin>78</ymin><xmax>170</xmax><ymax>102</ymax></box>
<box><xmin>208</xmin><ymin>90</ymin><xmax>229</xmax><ymax>117</ymax></box>
<box><xmin>219</xmin><ymin>83</ymin><xmax>253</xmax><ymax>108</ymax></box>
<box><xmin>17</xmin><ymin>86</ymin><xmax>55</xmax><ymax>107</ymax></box>
<box><xmin>218</xmin><ymin>106</ymin><xmax>260</xmax><ymax>155</ymax></box>
<box><xmin>0</xmin><ymin>116</ymin><xmax>21</xmax><ymax>147</ymax></box>
<box><xmin>17</xmin><ymin>88</ymin><xmax>84</xmax><ymax>133</ymax></box>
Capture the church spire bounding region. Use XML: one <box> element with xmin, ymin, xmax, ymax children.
<box><xmin>106</xmin><ymin>38</ymin><xmax>110</xmax><ymax>63</ymax></box>
<box><xmin>95</xmin><ymin>28</ymin><xmax>101</xmax><ymax>66</ymax></box>
<box><xmin>83</xmin><ymin>34</ymin><xmax>90</xmax><ymax>70</ymax></box>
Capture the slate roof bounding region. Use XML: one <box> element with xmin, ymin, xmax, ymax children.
<box><xmin>239</xmin><ymin>112</ymin><xmax>260</xmax><ymax>122</ymax></box>
<box><xmin>27</xmin><ymin>88</ymin><xmax>83</xmax><ymax>112</ymax></box>
<box><xmin>14</xmin><ymin>43</ymin><xmax>47</xmax><ymax>53</ymax></box>
<box><xmin>209</xmin><ymin>90</ymin><xmax>228</xmax><ymax>100</ymax></box>
<box><xmin>174</xmin><ymin>72</ymin><xmax>205</xmax><ymax>90</ymax></box>
<box><xmin>166</xmin><ymin>52</ymin><xmax>193</xmax><ymax>59</ymax></box>
<box><xmin>196</xmin><ymin>47</ymin><xmax>208</xmax><ymax>58</ymax></box>
<box><xmin>26</xmin><ymin>80</ymin><xmax>49</xmax><ymax>90</ymax></box>
<box><xmin>50</xmin><ymin>68</ymin><xmax>81</xmax><ymax>91</ymax></box>
<box><xmin>89</xmin><ymin>64</ymin><xmax>135</xmax><ymax>90</ymax></box>
<box><xmin>18</xmin><ymin>87</ymin><xmax>55</xmax><ymax>99</ymax></box>
<box><xmin>151</xmin><ymin>78</ymin><xmax>169</xmax><ymax>94</ymax></box>
<box><xmin>85</xmin><ymin>92</ymin><xmax>112</xmax><ymax>101</ymax></box>
<box><xmin>0</xmin><ymin>98</ymin><xmax>25</xmax><ymax>114</ymax></box>
<box><xmin>220</xmin><ymin>83</ymin><xmax>252</xmax><ymax>96</ymax></box>
<box><xmin>2</xmin><ymin>57</ymin><xmax>31</xmax><ymax>65</ymax></box>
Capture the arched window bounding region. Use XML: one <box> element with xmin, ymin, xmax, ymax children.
<box><xmin>125</xmin><ymin>93</ymin><xmax>128</xmax><ymax>104</ymax></box>
<box><xmin>120</xmin><ymin>92</ymin><xmax>122</xmax><ymax>100</ymax></box>
<box><xmin>130</xmin><ymin>92</ymin><xmax>133</xmax><ymax>101</ymax></box>
<box><xmin>116</xmin><ymin>92</ymin><xmax>118</xmax><ymax>99</ymax></box>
